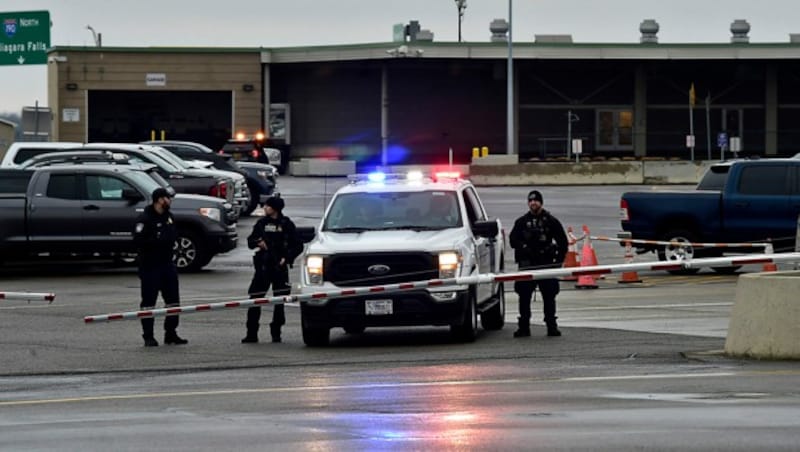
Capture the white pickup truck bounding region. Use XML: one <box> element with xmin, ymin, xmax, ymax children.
<box><xmin>299</xmin><ymin>171</ymin><xmax>505</xmax><ymax>346</ymax></box>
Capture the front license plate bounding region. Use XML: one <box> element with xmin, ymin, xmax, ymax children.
<box><xmin>365</xmin><ymin>299</ymin><xmax>393</xmax><ymax>315</ymax></box>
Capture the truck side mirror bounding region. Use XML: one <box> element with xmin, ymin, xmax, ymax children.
<box><xmin>296</xmin><ymin>226</ymin><xmax>316</xmax><ymax>244</ymax></box>
<box><xmin>122</xmin><ymin>188</ymin><xmax>145</xmax><ymax>204</ymax></box>
<box><xmin>472</xmin><ymin>219</ymin><xmax>499</xmax><ymax>238</ymax></box>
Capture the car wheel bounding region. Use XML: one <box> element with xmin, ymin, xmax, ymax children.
<box><xmin>242</xmin><ymin>183</ymin><xmax>259</xmax><ymax>217</ymax></box>
<box><xmin>451</xmin><ymin>288</ymin><xmax>478</xmax><ymax>342</ymax></box>
<box><xmin>481</xmin><ymin>282</ymin><xmax>505</xmax><ymax>330</ymax></box>
<box><xmin>657</xmin><ymin>229</ymin><xmax>700</xmax><ymax>275</ymax></box>
<box><xmin>302</xmin><ymin>314</ymin><xmax>330</xmax><ymax>347</ymax></box>
<box><xmin>173</xmin><ymin>231</ymin><xmax>208</xmax><ymax>273</ymax></box>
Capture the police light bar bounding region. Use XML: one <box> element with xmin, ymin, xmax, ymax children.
<box><xmin>433</xmin><ymin>171</ymin><xmax>461</xmax><ymax>181</ymax></box>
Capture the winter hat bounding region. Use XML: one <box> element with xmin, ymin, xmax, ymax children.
<box><xmin>265</xmin><ymin>196</ymin><xmax>285</xmax><ymax>212</ymax></box>
<box><xmin>527</xmin><ymin>190</ymin><xmax>543</xmax><ymax>203</ymax></box>
<box><xmin>152</xmin><ymin>187</ymin><xmax>172</xmax><ymax>202</ymax></box>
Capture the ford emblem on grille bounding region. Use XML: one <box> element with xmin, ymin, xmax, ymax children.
<box><xmin>367</xmin><ymin>264</ymin><xmax>391</xmax><ymax>275</ymax></box>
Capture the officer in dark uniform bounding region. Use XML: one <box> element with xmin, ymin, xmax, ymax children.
<box><xmin>242</xmin><ymin>196</ymin><xmax>303</xmax><ymax>343</ymax></box>
<box><xmin>133</xmin><ymin>187</ymin><xmax>188</xmax><ymax>347</ymax></box>
<box><xmin>509</xmin><ymin>190</ymin><xmax>568</xmax><ymax>337</ymax></box>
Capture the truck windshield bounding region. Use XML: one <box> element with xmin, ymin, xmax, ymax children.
<box><xmin>323</xmin><ymin>190</ymin><xmax>462</xmax><ymax>231</ymax></box>
<box><xmin>127</xmin><ymin>170</ymin><xmax>163</xmax><ymax>195</ymax></box>
<box><xmin>697</xmin><ymin>165</ymin><xmax>730</xmax><ymax>190</ymax></box>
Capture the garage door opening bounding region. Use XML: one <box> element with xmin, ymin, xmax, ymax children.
<box><xmin>88</xmin><ymin>90</ymin><xmax>232</xmax><ymax>150</ymax></box>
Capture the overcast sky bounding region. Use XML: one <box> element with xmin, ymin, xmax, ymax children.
<box><xmin>2</xmin><ymin>0</ymin><xmax>798</xmax><ymax>116</ymax></box>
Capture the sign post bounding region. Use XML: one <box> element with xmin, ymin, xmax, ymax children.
<box><xmin>0</xmin><ymin>10</ymin><xmax>50</xmax><ymax>66</ymax></box>
<box><xmin>717</xmin><ymin>132</ymin><xmax>728</xmax><ymax>161</ymax></box>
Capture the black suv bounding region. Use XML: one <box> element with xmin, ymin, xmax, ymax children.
<box><xmin>221</xmin><ymin>137</ymin><xmax>290</xmax><ymax>174</ymax></box>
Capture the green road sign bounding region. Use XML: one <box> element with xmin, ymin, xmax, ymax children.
<box><xmin>1</xmin><ymin>10</ymin><xmax>50</xmax><ymax>66</ymax></box>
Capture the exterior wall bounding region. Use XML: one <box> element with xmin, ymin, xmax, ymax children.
<box><xmin>0</xmin><ymin>120</ymin><xmax>15</xmax><ymax>161</ymax></box>
<box><xmin>49</xmin><ymin>49</ymin><xmax>262</xmax><ymax>143</ymax></box>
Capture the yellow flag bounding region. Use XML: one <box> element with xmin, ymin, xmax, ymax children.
<box><xmin>689</xmin><ymin>83</ymin><xmax>696</xmax><ymax>107</ymax></box>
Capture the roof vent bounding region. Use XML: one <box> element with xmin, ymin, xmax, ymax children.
<box><xmin>731</xmin><ymin>19</ymin><xmax>750</xmax><ymax>43</ymax></box>
<box><xmin>534</xmin><ymin>34</ymin><xmax>573</xmax><ymax>43</ymax></box>
<box><xmin>640</xmin><ymin>19</ymin><xmax>659</xmax><ymax>44</ymax></box>
<box><xmin>490</xmin><ymin>19</ymin><xmax>508</xmax><ymax>42</ymax></box>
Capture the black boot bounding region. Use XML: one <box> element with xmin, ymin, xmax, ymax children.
<box><xmin>241</xmin><ymin>332</ymin><xmax>259</xmax><ymax>343</ymax></box>
<box><xmin>270</xmin><ymin>323</ymin><xmax>282</xmax><ymax>343</ymax></box>
<box><xmin>141</xmin><ymin>318</ymin><xmax>158</xmax><ymax>346</ymax></box>
<box><xmin>546</xmin><ymin>323</ymin><xmax>562</xmax><ymax>337</ymax></box>
<box><xmin>513</xmin><ymin>317</ymin><xmax>531</xmax><ymax>338</ymax></box>
<box><xmin>164</xmin><ymin>331</ymin><xmax>188</xmax><ymax>345</ymax></box>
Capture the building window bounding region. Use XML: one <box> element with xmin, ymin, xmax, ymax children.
<box><xmin>596</xmin><ymin>110</ymin><xmax>633</xmax><ymax>151</ymax></box>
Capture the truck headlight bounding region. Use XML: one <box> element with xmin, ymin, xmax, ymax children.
<box><xmin>198</xmin><ymin>207</ymin><xmax>221</xmax><ymax>222</ymax></box>
<box><xmin>306</xmin><ymin>255</ymin><xmax>324</xmax><ymax>284</ymax></box>
<box><xmin>438</xmin><ymin>251</ymin><xmax>460</xmax><ymax>279</ymax></box>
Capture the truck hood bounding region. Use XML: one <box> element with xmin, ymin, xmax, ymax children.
<box><xmin>172</xmin><ymin>193</ymin><xmax>230</xmax><ymax>209</ymax></box>
<box><xmin>308</xmin><ymin>228</ymin><xmax>468</xmax><ymax>254</ymax></box>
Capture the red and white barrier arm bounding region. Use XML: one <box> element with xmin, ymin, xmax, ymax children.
<box><xmin>83</xmin><ymin>252</ymin><xmax>800</xmax><ymax>324</ymax></box>
<box><xmin>0</xmin><ymin>291</ymin><xmax>56</xmax><ymax>303</ymax></box>
<box><xmin>590</xmin><ymin>235</ymin><xmax>772</xmax><ymax>250</ymax></box>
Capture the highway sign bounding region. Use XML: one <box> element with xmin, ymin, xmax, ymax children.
<box><xmin>0</xmin><ymin>10</ymin><xmax>50</xmax><ymax>66</ymax></box>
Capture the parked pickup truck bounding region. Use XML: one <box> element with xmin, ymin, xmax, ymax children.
<box><xmin>0</xmin><ymin>165</ymin><xmax>238</xmax><ymax>272</ymax></box>
<box><xmin>620</xmin><ymin>158</ymin><xmax>800</xmax><ymax>268</ymax></box>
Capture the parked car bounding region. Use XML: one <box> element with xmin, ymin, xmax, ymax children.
<box><xmin>0</xmin><ymin>142</ymin><xmax>83</xmax><ymax>168</ymax></box>
<box><xmin>143</xmin><ymin>140</ymin><xmax>277</xmax><ymax>216</ymax></box>
<box><xmin>220</xmin><ymin>136</ymin><xmax>289</xmax><ymax>174</ymax></box>
<box><xmin>17</xmin><ymin>143</ymin><xmax>241</xmax><ymax>216</ymax></box>
<box><xmin>620</xmin><ymin>158</ymin><xmax>800</xmax><ymax>272</ymax></box>
<box><xmin>0</xmin><ymin>165</ymin><xmax>238</xmax><ymax>272</ymax></box>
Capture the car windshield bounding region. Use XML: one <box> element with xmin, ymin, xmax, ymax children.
<box><xmin>322</xmin><ymin>190</ymin><xmax>462</xmax><ymax>231</ymax></box>
<box><xmin>127</xmin><ymin>170</ymin><xmax>163</xmax><ymax>195</ymax></box>
<box><xmin>152</xmin><ymin>147</ymin><xmax>192</xmax><ymax>170</ymax></box>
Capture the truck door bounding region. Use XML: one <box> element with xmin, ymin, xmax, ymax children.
<box><xmin>26</xmin><ymin>172</ymin><xmax>84</xmax><ymax>254</ymax></box>
<box><xmin>82</xmin><ymin>173</ymin><xmax>144</xmax><ymax>253</ymax></box>
<box><xmin>723</xmin><ymin>164</ymin><xmax>792</xmax><ymax>247</ymax></box>
<box><xmin>463</xmin><ymin>187</ymin><xmax>492</xmax><ymax>302</ymax></box>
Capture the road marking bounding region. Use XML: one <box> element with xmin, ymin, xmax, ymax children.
<box><xmin>560</xmin><ymin>302</ymin><xmax>732</xmax><ymax>312</ymax></box>
<box><xmin>2</xmin><ymin>369</ymin><xmax>798</xmax><ymax>407</ymax></box>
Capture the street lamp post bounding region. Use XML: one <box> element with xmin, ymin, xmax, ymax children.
<box><xmin>506</xmin><ymin>0</ymin><xmax>514</xmax><ymax>155</ymax></box>
<box><xmin>86</xmin><ymin>25</ymin><xmax>102</xmax><ymax>47</ymax></box>
<box><xmin>454</xmin><ymin>0</ymin><xmax>467</xmax><ymax>42</ymax></box>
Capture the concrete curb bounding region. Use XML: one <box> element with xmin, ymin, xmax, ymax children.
<box><xmin>725</xmin><ymin>271</ymin><xmax>800</xmax><ymax>360</ymax></box>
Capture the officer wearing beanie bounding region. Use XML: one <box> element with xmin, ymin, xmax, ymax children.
<box><xmin>133</xmin><ymin>187</ymin><xmax>187</xmax><ymax>347</ymax></box>
<box><xmin>509</xmin><ymin>190</ymin><xmax>568</xmax><ymax>337</ymax></box>
<box><xmin>242</xmin><ymin>196</ymin><xmax>303</xmax><ymax>343</ymax></box>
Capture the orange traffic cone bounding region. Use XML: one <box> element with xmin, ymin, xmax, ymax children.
<box><xmin>762</xmin><ymin>243</ymin><xmax>778</xmax><ymax>272</ymax></box>
<box><xmin>618</xmin><ymin>239</ymin><xmax>643</xmax><ymax>284</ymax></box>
<box><xmin>575</xmin><ymin>232</ymin><xmax>599</xmax><ymax>289</ymax></box>
<box><xmin>561</xmin><ymin>226</ymin><xmax>580</xmax><ymax>281</ymax></box>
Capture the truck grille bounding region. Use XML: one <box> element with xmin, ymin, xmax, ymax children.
<box><xmin>325</xmin><ymin>252</ymin><xmax>438</xmax><ymax>287</ymax></box>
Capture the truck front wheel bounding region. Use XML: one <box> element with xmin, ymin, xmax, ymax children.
<box><xmin>480</xmin><ymin>282</ymin><xmax>505</xmax><ymax>330</ymax></box>
<box><xmin>451</xmin><ymin>289</ymin><xmax>478</xmax><ymax>342</ymax></box>
<box><xmin>658</xmin><ymin>229</ymin><xmax>700</xmax><ymax>275</ymax></box>
<box><xmin>173</xmin><ymin>231</ymin><xmax>208</xmax><ymax>272</ymax></box>
<box><xmin>302</xmin><ymin>314</ymin><xmax>330</xmax><ymax>346</ymax></box>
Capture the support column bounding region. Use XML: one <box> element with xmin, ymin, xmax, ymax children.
<box><xmin>261</xmin><ymin>51</ymin><xmax>272</xmax><ymax>138</ymax></box>
<box><xmin>381</xmin><ymin>64</ymin><xmax>389</xmax><ymax>167</ymax></box>
<box><xmin>633</xmin><ymin>64</ymin><xmax>648</xmax><ymax>158</ymax></box>
<box><xmin>765</xmin><ymin>64</ymin><xmax>778</xmax><ymax>156</ymax></box>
